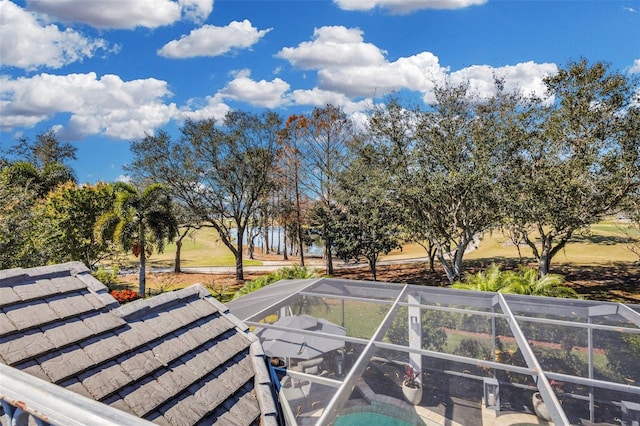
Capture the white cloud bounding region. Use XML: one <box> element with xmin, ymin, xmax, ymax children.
<box><xmin>449</xmin><ymin>61</ymin><xmax>558</xmax><ymax>101</ymax></box>
<box><xmin>158</xmin><ymin>20</ymin><xmax>271</xmax><ymax>59</ymax></box>
<box><xmin>26</xmin><ymin>0</ymin><xmax>213</xmax><ymax>29</ymax></box>
<box><xmin>279</xmin><ymin>26</ymin><xmax>556</xmax><ymax>104</ymax></box>
<box><xmin>0</xmin><ymin>72</ymin><xmax>178</xmax><ymax>139</ymax></box>
<box><xmin>318</xmin><ymin>51</ymin><xmax>447</xmax><ymax>97</ymax></box>
<box><xmin>0</xmin><ymin>0</ymin><xmax>109</xmax><ymax>70</ymax></box>
<box><xmin>289</xmin><ymin>88</ymin><xmax>373</xmax><ymax>113</ymax></box>
<box><xmin>334</xmin><ymin>0</ymin><xmax>487</xmax><ymax>14</ymax></box>
<box><xmin>630</xmin><ymin>59</ymin><xmax>640</xmax><ymax>74</ymax></box>
<box><xmin>219</xmin><ymin>70</ymin><xmax>290</xmax><ymax>108</ymax></box>
<box><xmin>178</xmin><ymin>93</ymin><xmax>231</xmax><ymax>122</ymax></box>
<box><xmin>179</xmin><ymin>0</ymin><xmax>214</xmax><ymax>22</ymax></box>
<box><xmin>277</xmin><ymin>26</ymin><xmax>386</xmax><ymax>69</ymax></box>
<box><xmin>115</xmin><ymin>174</ymin><xmax>132</xmax><ymax>183</ymax></box>
<box><xmin>278</xmin><ymin>26</ymin><xmax>447</xmax><ymax>98</ymax></box>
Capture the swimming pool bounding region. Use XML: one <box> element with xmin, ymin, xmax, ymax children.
<box><xmin>334</xmin><ymin>412</ymin><xmax>412</xmax><ymax>426</ymax></box>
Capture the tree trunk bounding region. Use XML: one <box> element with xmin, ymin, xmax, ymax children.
<box><xmin>276</xmin><ymin>222</ymin><xmax>281</xmax><ymax>255</ymax></box>
<box><xmin>368</xmin><ymin>255</ymin><xmax>378</xmax><ymax>281</ymax></box>
<box><xmin>295</xmin><ymin>176</ymin><xmax>305</xmax><ymax>267</ymax></box>
<box><xmin>283</xmin><ymin>219</ymin><xmax>288</xmax><ymax>260</ymax></box>
<box><xmin>437</xmin><ymin>248</ymin><xmax>456</xmax><ymax>284</ymax></box>
<box><xmin>235</xmin><ymin>227</ymin><xmax>244</xmax><ymax>281</ymax></box>
<box><xmin>325</xmin><ymin>238</ymin><xmax>334</xmax><ymax>275</ymax></box>
<box><xmin>428</xmin><ymin>242</ymin><xmax>437</xmax><ymax>273</ymax></box>
<box><xmin>264</xmin><ymin>218</ymin><xmax>270</xmax><ymax>254</ymax></box>
<box><xmin>138</xmin><ymin>222</ymin><xmax>146</xmax><ymax>296</ymax></box>
<box><xmin>174</xmin><ymin>238</ymin><xmax>182</xmax><ymax>273</ymax></box>
<box><xmin>538</xmin><ymin>234</ymin><xmax>557</xmax><ymax>278</ymax></box>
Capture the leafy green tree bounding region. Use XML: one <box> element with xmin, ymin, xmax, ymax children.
<box><xmin>95</xmin><ymin>183</ymin><xmax>178</xmax><ymax>295</ymax></box>
<box><xmin>333</xmin><ymin>145</ymin><xmax>402</xmax><ymax>281</ymax></box>
<box><xmin>128</xmin><ymin>111</ymin><xmax>280</xmax><ymax>281</ymax></box>
<box><xmin>1</xmin><ymin>161</ymin><xmax>75</xmax><ymax>197</ymax></box>
<box><xmin>409</xmin><ymin>82</ymin><xmax>509</xmax><ymax>283</ymax></box>
<box><xmin>37</xmin><ymin>181</ymin><xmax>117</xmax><ymax>268</ymax></box>
<box><xmin>386</xmin><ymin>307</ymin><xmax>447</xmax><ymax>351</ymax></box>
<box><xmin>0</xmin><ymin>159</ymin><xmax>76</xmax><ymax>269</ymax></box>
<box><xmin>0</xmin><ymin>183</ymin><xmax>45</xmax><ymax>269</ymax></box>
<box><xmin>503</xmin><ymin>59</ymin><xmax>640</xmax><ymax>276</ymax></box>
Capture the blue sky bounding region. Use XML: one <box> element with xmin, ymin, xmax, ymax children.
<box><xmin>1</xmin><ymin>0</ymin><xmax>639</xmax><ymax>184</ymax></box>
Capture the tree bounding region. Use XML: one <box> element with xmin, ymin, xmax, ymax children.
<box><xmin>95</xmin><ymin>183</ymin><xmax>178</xmax><ymax>295</ymax></box>
<box><xmin>333</xmin><ymin>142</ymin><xmax>402</xmax><ymax>281</ymax></box>
<box><xmin>171</xmin><ymin>202</ymin><xmax>204</xmax><ymax>273</ymax></box>
<box><xmin>9</xmin><ymin>130</ymin><xmax>77</xmax><ymax>168</ymax></box>
<box><xmin>37</xmin><ymin>182</ymin><xmax>117</xmax><ymax>269</ymax></box>
<box><xmin>1</xmin><ymin>161</ymin><xmax>76</xmax><ymax>197</ymax></box>
<box><xmin>623</xmin><ymin>192</ymin><xmax>640</xmax><ymax>263</ymax></box>
<box><xmin>298</xmin><ymin>105</ymin><xmax>354</xmax><ymax>275</ymax></box>
<box><xmin>364</xmin><ymin>97</ymin><xmax>440</xmax><ymax>270</ymax></box>
<box><xmin>277</xmin><ymin>114</ymin><xmax>312</xmax><ymax>265</ymax></box>
<box><xmin>503</xmin><ymin>60</ymin><xmax>640</xmax><ymax>276</ymax></box>
<box><xmin>0</xmin><ymin>182</ymin><xmax>44</xmax><ymax>269</ymax></box>
<box><xmin>0</xmin><ymin>159</ymin><xmax>77</xmax><ymax>269</ymax></box>
<box><xmin>128</xmin><ymin>111</ymin><xmax>280</xmax><ymax>281</ymax></box>
<box><xmin>409</xmin><ymin>82</ymin><xmax>508</xmax><ymax>283</ymax></box>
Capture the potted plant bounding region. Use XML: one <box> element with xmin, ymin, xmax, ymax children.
<box><xmin>401</xmin><ymin>365</ymin><xmax>422</xmax><ymax>405</ymax></box>
<box><xmin>532</xmin><ymin>381</ymin><xmax>560</xmax><ymax>421</ymax></box>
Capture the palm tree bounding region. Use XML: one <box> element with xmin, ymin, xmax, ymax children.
<box><xmin>1</xmin><ymin>161</ymin><xmax>76</xmax><ymax>197</ymax></box>
<box><xmin>453</xmin><ymin>263</ymin><xmax>579</xmax><ymax>298</ymax></box>
<box><xmin>95</xmin><ymin>183</ymin><xmax>178</xmax><ymax>296</ymax></box>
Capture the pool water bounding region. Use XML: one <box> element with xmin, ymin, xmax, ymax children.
<box><xmin>334</xmin><ymin>412</ymin><xmax>412</xmax><ymax>426</ymax></box>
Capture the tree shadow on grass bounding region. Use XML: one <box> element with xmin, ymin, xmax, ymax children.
<box><xmin>568</xmin><ymin>234</ymin><xmax>636</xmax><ymax>245</ymax></box>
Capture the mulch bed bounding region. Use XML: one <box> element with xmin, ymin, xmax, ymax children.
<box><xmin>118</xmin><ymin>258</ymin><xmax>640</xmax><ymax>304</ymax></box>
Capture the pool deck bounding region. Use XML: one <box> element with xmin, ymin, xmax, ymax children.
<box><xmin>353</xmin><ymin>380</ymin><xmax>551</xmax><ymax>426</ymax></box>
<box><xmin>294</xmin><ymin>379</ymin><xmax>552</xmax><ymax>425</ymax></box>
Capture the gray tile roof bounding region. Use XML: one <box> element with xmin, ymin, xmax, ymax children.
<box><xmin>0</xmin><ymin>262</ymin><xmax>279</xmax><ymax>426</ymax></box>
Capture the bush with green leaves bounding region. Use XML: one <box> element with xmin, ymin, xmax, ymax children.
<box><xmin>92</xmin><ymin>266</ymin><xmax>119</xmax><ymax>289</ymax></box>
<box><xmin>232</xmin><ymin>265</ymin><xmax>318</xmax><ymax>299</ymax></box>
<box><xmin>454</xmin><ymin>338</ymin><xmax>492</xmax><ymax>361</ymax></box>
<box><xmin>452</xmin><ymin>263</ymin><xmax>579</xmax><ymax>298</ymax></box>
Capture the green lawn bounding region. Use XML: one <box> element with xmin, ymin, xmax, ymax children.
<box><xmin>465</xmin><ymin>219</ymin><xmax>639</xmax><ymax>265</ymax></box>
<box><xmin>123</xmin><ymin>227</ymin><xmax>263</xmax><ymax>268</ymax></box>
<box><xmin>122</xmin><ymin>218</ymin><xmax>639</xmax><ymax>270</ymax></box>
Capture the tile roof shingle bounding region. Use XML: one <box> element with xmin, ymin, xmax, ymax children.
<box><xmin>0</xmin><ymin>262</ymin><xmax>278</xmax><ymax>426</ymax></box>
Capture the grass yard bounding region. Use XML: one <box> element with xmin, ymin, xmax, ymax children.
<box><xmin>122</xmin><ymin>227</ymin><xmax>263</xmax><ymax>268</ymax></box>
<box><xmin>465</xmin><ymin>219</ymin><xmax>639</xmax><ymax>266</ymax></box>
<box><xmin>116</xmin><ymin>217</ymin><xmax>640</xmax><ymax>303</ymax></box>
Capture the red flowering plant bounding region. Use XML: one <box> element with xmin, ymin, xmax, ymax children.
<box><xmin>403</xmin><ymin>365</ymin><xmax>420</xmax><ymax>389</ymax></box>
<box><xmin>110</xmin><ymin>289</ymin><xmax>140</xmax><ymax>304</ymax></box>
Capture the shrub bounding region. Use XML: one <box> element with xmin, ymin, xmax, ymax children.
<box><xmin>93</xmin><ymin>266</ymin><xmax>119</xmax><ymax>289</ymax></box>
<box><xmin>452</xmin><ymin>264</ymin><xmax>579</xmax><ymax>298</ymax></box>
<box><xmin>110</xmin><ymin>289</ymin><xmax>139</xmax><ymax>303</ymax></box>
<box><xmin>454</xmin><ymin>338</ymin><xmax>492</xmax><ymax>360</ymax></box>
<box><xmin>232</xmin><ymin>265</ymin><xmax>318</xmax><ymax>299</ymax></box>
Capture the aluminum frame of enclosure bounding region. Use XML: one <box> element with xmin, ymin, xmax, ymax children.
<box><xmin>233</xmin><ymin>277</ymin><xmax>640</xmax><ymax>426</ymax></box>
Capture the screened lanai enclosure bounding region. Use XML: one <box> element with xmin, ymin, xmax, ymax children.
<box><xmin>227</xmin><ymin>278</ymin><xmax>640</xmax><ymax>426</ymax></box>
